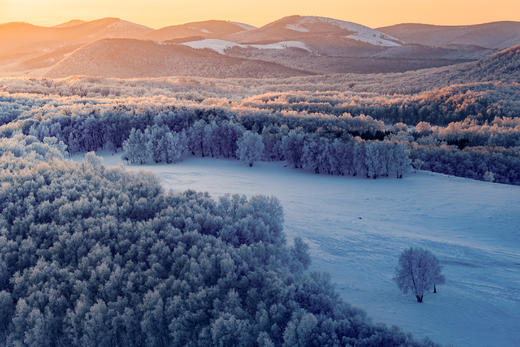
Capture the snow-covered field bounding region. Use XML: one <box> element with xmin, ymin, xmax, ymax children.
<box><xmin>86</xmin><ymin>154</ymin><xmax>520</xmax><ymax>347</ymax></box>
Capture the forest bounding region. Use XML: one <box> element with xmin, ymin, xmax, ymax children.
<box><xmin>0</xmin><ymin>135</ymin><xmax>436</xmax><ymax>346</ymax></box>
<box><xmin>1</xmin><ymin>78</ymin><xmax>518</xmax><ymax>184</ymax></box>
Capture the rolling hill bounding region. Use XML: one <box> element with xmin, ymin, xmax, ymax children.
<box><xmin>2</xmin><ymin>16</ymin><xmax>520</xmax><ymax>77</ymax></box>
<box><xmin>227</xmin><ymin>15</ymin><xmax>402</xmax><ymax>48</ymax></box>
<box><xmin>0</xmin><ymin>18</ymin><xmax>152</xmax><ymax>70</ymax></box>
<box><xmin>144</xmin><ymin>20</ymin><xmax>254</xmax><ymax>42</ymax></box>
<box><xmin>378</xmin><ymin>21</ymin><xmax>520</xmax><ymax>50</ymax></box>
<box><xmin>44</xmin><ymin>38</ymin><xmax>312</xmax><ymax>79</ymax></box>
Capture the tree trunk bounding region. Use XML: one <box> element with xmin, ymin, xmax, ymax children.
<box><xmin>415</xmin><ymin>295</ymin><xmax>423</xmax><ymax>303</ymax></box>
<box><xmin>433</xmin><ymin>284</ymin><xmax>437</xmax><ymax>293</ymax></box>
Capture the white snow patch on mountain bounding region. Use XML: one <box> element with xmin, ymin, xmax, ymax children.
<box><xmin>295</xmin><ymin>16</ymin><xmax>402</xmax><ymax>47</ymax></box>
<box><xmin>182</xmin><ymin>38</ymin><xmax>310</xmax><ymax>54</ymax></box>
<box><xmin>286</xmin><ymin>24</ymin><xmax>310</xmax><ymax>32</ymax></box>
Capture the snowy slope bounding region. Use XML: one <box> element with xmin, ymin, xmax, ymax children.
<box><xmin>87</xmin><ymin>153</ymin><xmax>520</xmax><ymax>347</ymax></box>
<box><xmin>288</xmin><ymin>16</ymin><xmax>402</xmax><ymax>47</ymax></box>
<box><xmin>182</xmin><ymin>38</ymin><xmax>311</xmax><ymax>54</ymax></box>
<box><xmin>144</xmin><ymin>20</ymin><xmax>249</xmax><ymax>42</ymax></box>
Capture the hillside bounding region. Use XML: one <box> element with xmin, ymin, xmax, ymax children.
<box><xmin>4</xmin><ymin>16</ymin><xmax>520</xmax><ymax>76</ymax></box>
<box><xmin>218</xmin><ymin>16</ymin><xmax>491</xmax><ymax>73</ymax></box>
<box><xmin>228</xmin><ymin>15</ymin><xmax>402</xmax><ymax>47</ymax></box>
<box><xmin>53</xmin><ymin>19</ymin><xmax>87</xmax><ymax>28</ymax></box>
<box><xmin>379</xmin><ymin>21</ymin><xmax>520</xmax><ymax>50</ymax></box>
<box><xmin>454</xmin><ymin>44</ymin><xmax>520</xmax><ymax>82</ymax></box>
<box><xmin>44</xmin><ymin>38</ymin><xmax>312</xmax><ymax>78</ymax></box>
<box><xmin>144</xmin><ymin>20</ymin><xmax>253</xmax><ymax>41</ymax></box>
<box><xmin>0</xmin><ymin>18</ymin><xmax>152</xmax><ymax>69</ymax></box>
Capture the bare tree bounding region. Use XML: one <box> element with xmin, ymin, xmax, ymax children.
<box><xmin>394</xmin><ymin>247</ymin><xmax>444</xmax><ymax>303</ymax></box>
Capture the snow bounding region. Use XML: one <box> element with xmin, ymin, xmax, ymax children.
<box><xmin>182</xmin><ymin>39</ymin><xmax>311</xmax><ymax>54</ymax></box>
<box><xmin>292</xmin><ymin>16</ymin><xmax>402</xmax><ymax>47</ymax></box>
<box><xmin>83</xmin><ymin>153</ymin><xmax>520</xmax><ymax>347</ymax></box>
<box><xmin>286</xmin><ymin>24</ymin><xmax>310</xmax><ymax>33</ymax></box>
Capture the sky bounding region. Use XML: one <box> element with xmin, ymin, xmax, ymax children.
<box><xmin>1</xmin><ymin>0</ymin><xmax>519</xmax><ymax>29</ymax></box>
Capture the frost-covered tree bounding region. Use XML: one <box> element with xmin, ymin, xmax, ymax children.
<box><xmin>163</xmin><ymin>130</ymin><xmax>188</xmax><ymax>164</ymax></box>
<box><xmin>281</xmin><ymin>130</ymin><xmax>305</xmax><ymax>169</ymax></box>
<box><xmin>122</xmin><ymin>128</ymin><xmax>153</xmax><ymax>164</ymax></box>
<box><xmin>236</xmin><ymin>131</ymin><xmax>264</xmax><ymax>167</ymax></box>
<box><xmin>483</xmin><ymin>171</ymin><xmax>495</xmax><ymax>183</ymax></box>
<box><xmin>390</xmin><ymin>142</ymin><xmax>410</xmax><ymax>179</ymax></box>
<box><xmin>187</xmin><ymin>120</ymin><xmax>207</xmax><ymax>157</ymax></box>
<box><xmin>394</xmin><ymin>247</ymin><xmax>444</xmax><ymax>302</ymax></box>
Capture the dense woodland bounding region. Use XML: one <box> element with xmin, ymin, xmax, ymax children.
<box><xmin>1</xmin><ymin>82</ymin><xmax>518</xmax><ymax>183</ymax></box>
<box><xmin>0</xmin><ymin>136</ymin><xmax>435</xmax><ymax>346</ymax></box>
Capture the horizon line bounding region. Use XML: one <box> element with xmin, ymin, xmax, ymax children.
<box><xmin>2</xmin><ymin>15</ymin><xmax>520</xmax><ymax>30</ymax></box>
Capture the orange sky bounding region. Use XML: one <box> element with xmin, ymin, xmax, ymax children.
<box><xmin>1</xmin><ymin>0</ymin><xmax>519</xmax><ymax>28</ymax></box>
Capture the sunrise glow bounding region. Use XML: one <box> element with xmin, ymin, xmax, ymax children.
<box><xmin>1</xmin><ymin>0</ymin><xmax>519</xmax><ymax>28</ymax></box>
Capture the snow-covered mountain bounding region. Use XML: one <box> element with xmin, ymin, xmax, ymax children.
<box><xmin>283</xmin><ymin>16</ymin><xmax>402</xmax><ymax>47</ymax></box>
<box><xmin>227</xmin><ymin>15</ymin><xmax>402</xmax><ymax>48</ymax></box>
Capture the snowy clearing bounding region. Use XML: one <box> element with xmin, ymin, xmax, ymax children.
<box><xmin>181</xmin><ymin>39</ymin><xmax>311</xmax><ymax>54</ymax></box>
<box><xmin>84</xmin><ymin>153</ymin><xmax>520</xmax><ymax>347</ymax></box>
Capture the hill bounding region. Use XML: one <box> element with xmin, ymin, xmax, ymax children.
<box><xmin>144</xmin><ymin>20</ymin><xmax>253</xmax><ymax>42</ymax></box>
<box><xmin>378</xmin><ymin>21</ymin><xmax>520</xmax><ymax>50</ymax></box>
<box><xmin>0</xmin><ymin>18</ymin><xmax>152</xmax><ymax>69</ymax></box>
<box><xmin>215</xmin><ymin>16</ymin><xmax>492</xmax><ymax>74</ymax></box>
<box><xmin>452</xmin><ymin>44</ymin><xmax>520</xmax><ymax>82</ymax></box>
<box><xmin>228</xmin><ymin>15</ymin><xmax>402</xmax><ymax>48</ymax></box>
<box><xmin>53</xmin><ymin>19</ymin><xmax>87</xmax><ymax>28</ymax></box>
<box><xmin>44</xmin><ymin>38</ymin><xmax>312</xmax><ymax>78</ymax></box>
<box><xmin>2</xmin><ymin>16</ymin><xmax>520</xmax><ymax>77</ymax></box>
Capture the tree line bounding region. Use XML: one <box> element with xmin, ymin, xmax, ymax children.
<box><xmin>121</xmin><ymin>122</ymin><xmax>410</xmax><ymax>179</ymax></box>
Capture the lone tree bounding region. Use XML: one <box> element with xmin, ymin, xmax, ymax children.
<box><xmin>394</xmin><ymin>247</ymin><xmax>445</xmax><ymax>303</ymax></box>
<box><xmin>237</xmin><ymin>131</ymin><xmax>264</xmax><ymax>167</ymax></box>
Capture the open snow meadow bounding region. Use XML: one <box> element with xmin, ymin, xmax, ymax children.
<box><xmin>80</xmin><ymin>153</ymin><xmax>520</xmax><ymax>347</ymax></box>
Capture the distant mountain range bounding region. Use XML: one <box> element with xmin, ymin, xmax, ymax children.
<box><xmin>1</xmin><ymin>16</ymin><xmax>519</xmax><ymax>78</ymax></box>
<box><xmin>378</xmin><ymin>21</ymin><xmax>520</xmax><ymax>50</ymax></box>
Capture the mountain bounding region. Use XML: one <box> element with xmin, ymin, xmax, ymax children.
<box><xmin>227</xmin><ymin>15</ymin><xmax>402</xmax><ymax>47</ymax></box>
<box><xmin>144</xmin><ymin>20</ymin><xmax>254</xmax><ymax>42</ymax></box>
<box><xmin>53</xmin><ymin>19</ymin><xmax>87</xmax><ymax>28</ymax></box>
<box><xmin>378</xmin><ymin>21</ymin><xmax>520</xmax><ymax>50</ymax></box>
<box><xmin>44</xmin><ymin>38</ymin><xmax>312</xmax><ymax>78</ymax></box>
<box><xmin>0</xmin><ymin>18</ymin><xmax>152</xmax><ymax>70</ymax></box>
<box><xmin>2</xmin><ymin>16</ymin><xmax>520</xmax><ymax>78</ymax></box>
